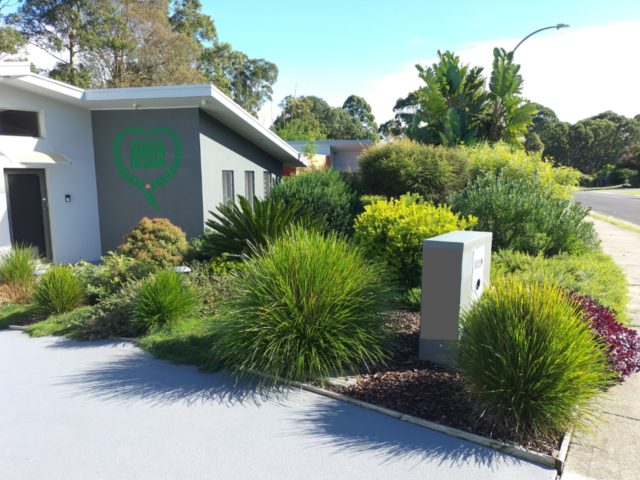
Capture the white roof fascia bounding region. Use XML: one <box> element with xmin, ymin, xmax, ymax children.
<box><xmin>0</xmin><ymin>68</ymin><xmax>307</xmax><ymax>167</ymax></box>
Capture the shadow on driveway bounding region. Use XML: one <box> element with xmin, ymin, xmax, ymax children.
<box><xmin>48</xmin><ymin>335</ymin><xmax>541</xmax><ymax>474</ymax></box>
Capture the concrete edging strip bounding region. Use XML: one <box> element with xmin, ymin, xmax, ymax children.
<box><xmin>8</xmin><ymin>325</ymin><xmax>27</xmax><ymax>331</ymax></box>
<box><xmin>255</xmin><ymin>371</ymin><xmax>568</xmax><ymax>473</ymax></box>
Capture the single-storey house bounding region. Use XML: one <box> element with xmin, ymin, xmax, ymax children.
<box><xmin>0</xmin><ymin>62</ymin><xmax>307</xmax><ymax>264</ymax></box>
<box><xmin>286</xmin><ymin>140</ymin><xmax>372</xmax><ymax>173</ymax></box>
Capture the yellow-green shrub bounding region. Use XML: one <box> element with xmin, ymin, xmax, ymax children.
<box><xmin>463</xmin><ymin>142</ymin><xmax>580</xmax><ymax>198</ymax></box>
<box><xmin>353</xmin><ymin>194</ymin><xmax>477</xmax><ymax>287</ymax></box>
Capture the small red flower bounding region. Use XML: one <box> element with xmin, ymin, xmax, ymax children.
<box><xmin>113</xmin><ymin>271</ymin><xmax>119</xmax><ymax>275</ymax></box>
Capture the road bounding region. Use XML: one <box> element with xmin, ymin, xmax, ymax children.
<box><xmin>574</xmin><ymin>191</ymin><xmax>640</xmax><ymax>225</ymax></box>
<box><xmin>0</xmin><ymin>330</ymin><xmax>556</xmax><ymax>480</ymax></box>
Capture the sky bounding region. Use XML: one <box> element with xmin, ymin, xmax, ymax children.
<box><xmin>13</xmin><ymin>0</ymin><xmax>640</xmax><ymax>127</ymax></box>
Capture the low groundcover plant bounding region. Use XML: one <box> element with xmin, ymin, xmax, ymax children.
<box><xmin>570</xmin><ymin>291</ymin><xmax>640</xmax><ymax>379</ymax></box>
<box><xmin>207</xmin><ymin>226</ymin><xmax>394</xmax><ymax>386</ymax></box>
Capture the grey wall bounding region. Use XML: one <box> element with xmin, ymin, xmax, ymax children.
<box><xmin>92</xmin><ymin>108</ymin><xmax>203</xmax><ymax>254</ymax></box>
<box><xmin>198</xmin><ymin>109</ymin><xmax>282</xmax><ymax>222</ymax></box>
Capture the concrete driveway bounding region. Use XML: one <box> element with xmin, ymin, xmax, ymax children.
<box><xmin>0</xmin><ymin>330</ymin><xmax>557</xmax><ymax>480</ymax></box>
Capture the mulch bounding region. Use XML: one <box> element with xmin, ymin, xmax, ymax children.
<box><xmin>324</xmin><ymin>310</ymin><xmax>562</xmax><ymax>456</ymax></box>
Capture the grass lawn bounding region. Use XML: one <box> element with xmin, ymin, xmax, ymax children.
<box><xmin>593</xmin><ymin>189</ymin><xmax>640</xmax><ymax>195</ymax></box>
<box><xmin>137</xmin><ymin>316</ymin><xmax>218</xmax><ymax>367</ymax></box>
<box><xmin>589</xmin><ymin>213</ymin><xmax>640</xmax><ymax>234</ymax></box>
<box><xmin>25</xmin><ymin>306</ymin><xmax>94</xmax><ymax>339</ymax></box>
<box><xmin>0</xmin><ymin>304</ymin><xmax>39</xmax><ymax>330</ymax></box>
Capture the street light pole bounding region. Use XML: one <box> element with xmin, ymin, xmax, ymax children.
<box><xmin>514</xmin><ymin>24</ymin><xmax>570</xmax><ymax>51</ymax></box>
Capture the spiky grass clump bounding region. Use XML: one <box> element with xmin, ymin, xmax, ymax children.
<box><xmin>31</xmin><ymin>265</ymin><xmax>85</xmax><ymax>315</ymax></box>
<box><xmin>207</xmin><ymin>227</ymin><xmax>393</xmax><ymax>386</ymax></box>
<box><xmin>456</xmin><ymin>276</ymin><xmax>612</xmax><ymax>440</ymax></box>
<box><xmin>133</xmin><ymin>270</ymin><xmax>197</xmax><ymax>331</ymax></box>
<box><xmin>0</xmin><ymin>244</ymin><xmax>37</xmax><ymax>303</ymax></box>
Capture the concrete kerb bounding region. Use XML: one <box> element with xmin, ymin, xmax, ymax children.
<box><xmin>250</xmin><ymin>370</ymin><xmax>570</xmax><ymax>474</ymax></box>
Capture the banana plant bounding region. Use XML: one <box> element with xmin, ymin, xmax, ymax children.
<box><xmin>407</xmin><ymin>50</ymin><xmax>487</xmax><ymax>146</ymax></box>
<box><xmin>481</xmin><ymin>48</ymin><xmax>537</xmax><ymax>143</ymax></box>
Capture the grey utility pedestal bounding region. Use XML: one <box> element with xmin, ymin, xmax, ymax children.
<box><xmin>419</xmin><ymin>231</ymin><xmax>492</xmax><ymax>366</ymax></box>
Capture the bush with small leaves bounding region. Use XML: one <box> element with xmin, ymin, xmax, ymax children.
<box><xmin>118</xmin><ymin>217</ymin><xmax>190</xmax><ymax>268</ymax></box>
<box><xmin>448</xmin><ymin>175</ymin><xmax>598</xmax><ymax>256</ymax></box>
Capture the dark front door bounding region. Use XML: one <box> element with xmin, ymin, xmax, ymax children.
<box><xmin>6</xmin><ymin>170</ymin><xmax>50</xmax><ymax>259</ymax></box>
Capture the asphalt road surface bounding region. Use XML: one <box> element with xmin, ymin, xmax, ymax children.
<box><xmin>574</xmin><ymin>191</ymin><xmax>640</xmax><ymax>225</ymax></box>
<box><xmin>0</xmin><ymin>331</ymin><xmax>556</xmax><ymax>480</ymax></box>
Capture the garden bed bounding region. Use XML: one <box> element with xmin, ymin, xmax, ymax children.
<box><xmin>324</xmin><ymin>310</ymin><xmax>562</xmax><ymax>456</ymax></box>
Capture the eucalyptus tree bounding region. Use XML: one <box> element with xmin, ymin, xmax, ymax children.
<box><xmin>0</xmin><ymin>0</ymin><xmax>27</xmax><ymax>59</ymax></box>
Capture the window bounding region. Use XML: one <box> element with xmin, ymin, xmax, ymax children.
<box><xmin>0</xmin><ymin>109</ymin><xmax>41</xmax><ymax>137</ymax></box>
<box><xmin>263</xmin><ymin>171</ymin><xmax>272</xmax><ymax>197</ymax></box>
<box><xmin>245</xmin><ymin>171</ymin><xmax>255</xmax><ymax>209</ymax></box>
<box><xmin>222</xmin><ymin>171</ymin><xmax>234</xmax><ymax>207</ymax></box>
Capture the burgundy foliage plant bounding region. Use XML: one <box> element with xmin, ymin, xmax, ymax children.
<box><xmin>570</xmin><ymin>291</ymin><xmax>640</xmax><ymax>379</ymax></box>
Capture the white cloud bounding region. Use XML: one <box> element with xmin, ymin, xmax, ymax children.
<box><xmin>5</xmin><ymin>43</ymin><xmax>61</xmax><ymax>71</ymax></box>
<box><xmin>406</xmin><ymin>38</ymin><xmax>426</xmax><ymax>46</ymax></box>
<box><xmin>362</xmin><ymin>21</ymin><xmax>640</xmax><ymax>124</ymax></box>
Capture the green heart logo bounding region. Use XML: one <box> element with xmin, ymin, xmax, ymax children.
<box><xmin>111</xmin><ymin>126</ymin><xmax>184</xmax><ymax>211</ymax></box>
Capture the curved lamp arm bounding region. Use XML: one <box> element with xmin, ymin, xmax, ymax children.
<box><xmin>514</xmin><ymin>24</ymin><xmax>570</xmax><ymax>51</ymax></box>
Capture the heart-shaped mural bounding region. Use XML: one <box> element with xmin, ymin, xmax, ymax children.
<box><xmin>112</xmin><ymin>126</ymin><xmax>184</xmax><ymax>211</ymax></box>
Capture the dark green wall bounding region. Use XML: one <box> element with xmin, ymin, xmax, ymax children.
<box><xmin>91</xmin><ymin>108</ymin><xmax>203</xmax><ymax>254</ymax></box>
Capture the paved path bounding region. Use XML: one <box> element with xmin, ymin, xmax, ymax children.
<box><xmin>0</xmin><ymin>331</ymin><xmax>556</xmax><ymax>480</ymax></box>
<box><xmin>562</xmin><ymin>218</ymin><xmax>640</xmax><ymax>480</ymax></box>
<box><xmin>574</xmin><ymin>191</ymin><xmax>640</xmax><ymax>225</ymax></box>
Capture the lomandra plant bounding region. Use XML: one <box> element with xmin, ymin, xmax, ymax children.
<box><xmin>32</xmin><ymin>265</ymin><xmax>85</xmax><ymax>315</ymax></box>
<box><xmin>207</xmin><ymin>227</ymin><xmax>393</xmax><ymax>386</ymax></box>
<box><xmin>133</xmin><ymin>270</ymin><xmax>197</xmax><ymax>331</ymax></box>
<box><xmin>0</xmin><ymin>244</ymin><xmax>36</xmax><ymax>285</ymax></box>
<box><xmin>0</xmin><ymin>244</ymin><xmax>37</xmax><ymax>304</ymax></box>
<box><xmin>456</xmin><ymin>277</ymin><xmax>611</xmax><ymax>440</ymax></box>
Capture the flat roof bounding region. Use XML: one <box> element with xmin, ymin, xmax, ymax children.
<box><xmin>0</xmin><ymin>62</ymin><xmax>307</xmax><ymax>168</ymax></box>
<box><xmin>287</xmin><ymin>139</ymin><xmax>373</xmax><ymax>153</ymax></box>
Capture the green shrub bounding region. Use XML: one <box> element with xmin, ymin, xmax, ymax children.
<box><xmin>462</xmin><ymin>142</ymin><xmax>580</xmax><ymax>198</ymax></box>
<box><xmin>353</xmin><ymin>193</ymin><xmax>477</xmax><ymax>287</ymax></box>
<box><xmin>26</xmin><ymin>282</ymin><xmax>144</xmax><ymax>340</ymax></box>
<box><xmin>358</xmin><ymin>137</ymin><xmax>469</xmax><ymax>203</ymax></box>
<box><xmin>207</xmin><ymin>226</ymin><xmax>393</xmax><ymax>385</ymax></box>
<box><xmin>457</xmin><ymin>276</ymin><xmax>611</xmax><ymax>440</ymax></box>
<box><xmin>133</xmin><ymin>270</ymin><xmax>198</xmax><ymax>331</ymax></box>
<box><xmin>448</xmin><ymin>175</ymin><xmax>598</xmax><ymax>256</ymax></box>
<box><xmin>31</xmin><ymin>265</ymin><xmax>85</xmax><ymax>315</ymax></box>
<box><xmin>0</xmin><ymin>244</ymin><xmax>37</xmax><ymax>286</ymax></box>
<box><xmin>202</xmin><ymin>195</ymin><xmax>325</xmax><ymax>258</ymax></box>
<box><xmin>74</xmin><ymin>251</ymin><xmax>156</xmax><ymax>303</ymax></box>
<box><xmin>360</xmin><ymin>194</ymin><xmax>386</xmax><ymax>206</ymax></box>
<box><xmin>491</xmin><ymin>249</ymin><xmax>630</xmax><ymax>322</ymax></box>
<box><xmin>397</xmin><ymin>287</ymin><xmax>421</xmax><ymax>311</ymax></box>
<box><xmin>269</xmin><ymin>167</ymin><xmax>360</xmax><ymax>236</ymax></box>
<box><xmin>118</xmin><ymin>217</ymin><xmax>190</xmax><ymax>268</ymax></box>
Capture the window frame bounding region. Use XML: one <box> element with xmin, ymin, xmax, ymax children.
<box><xmin>245</xmin><ymin>171</ymin><xmax>255</xmax><ymax>210</ymax></box>
<box><xmin>222</xmin><ymin>170</ymin><xmax>235</xmax><ymax>208</ymax></box>
<box><xmin>0</xmin><ymin>108</ymin><xmax>45</xmax><ymax>139</ymax></box>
